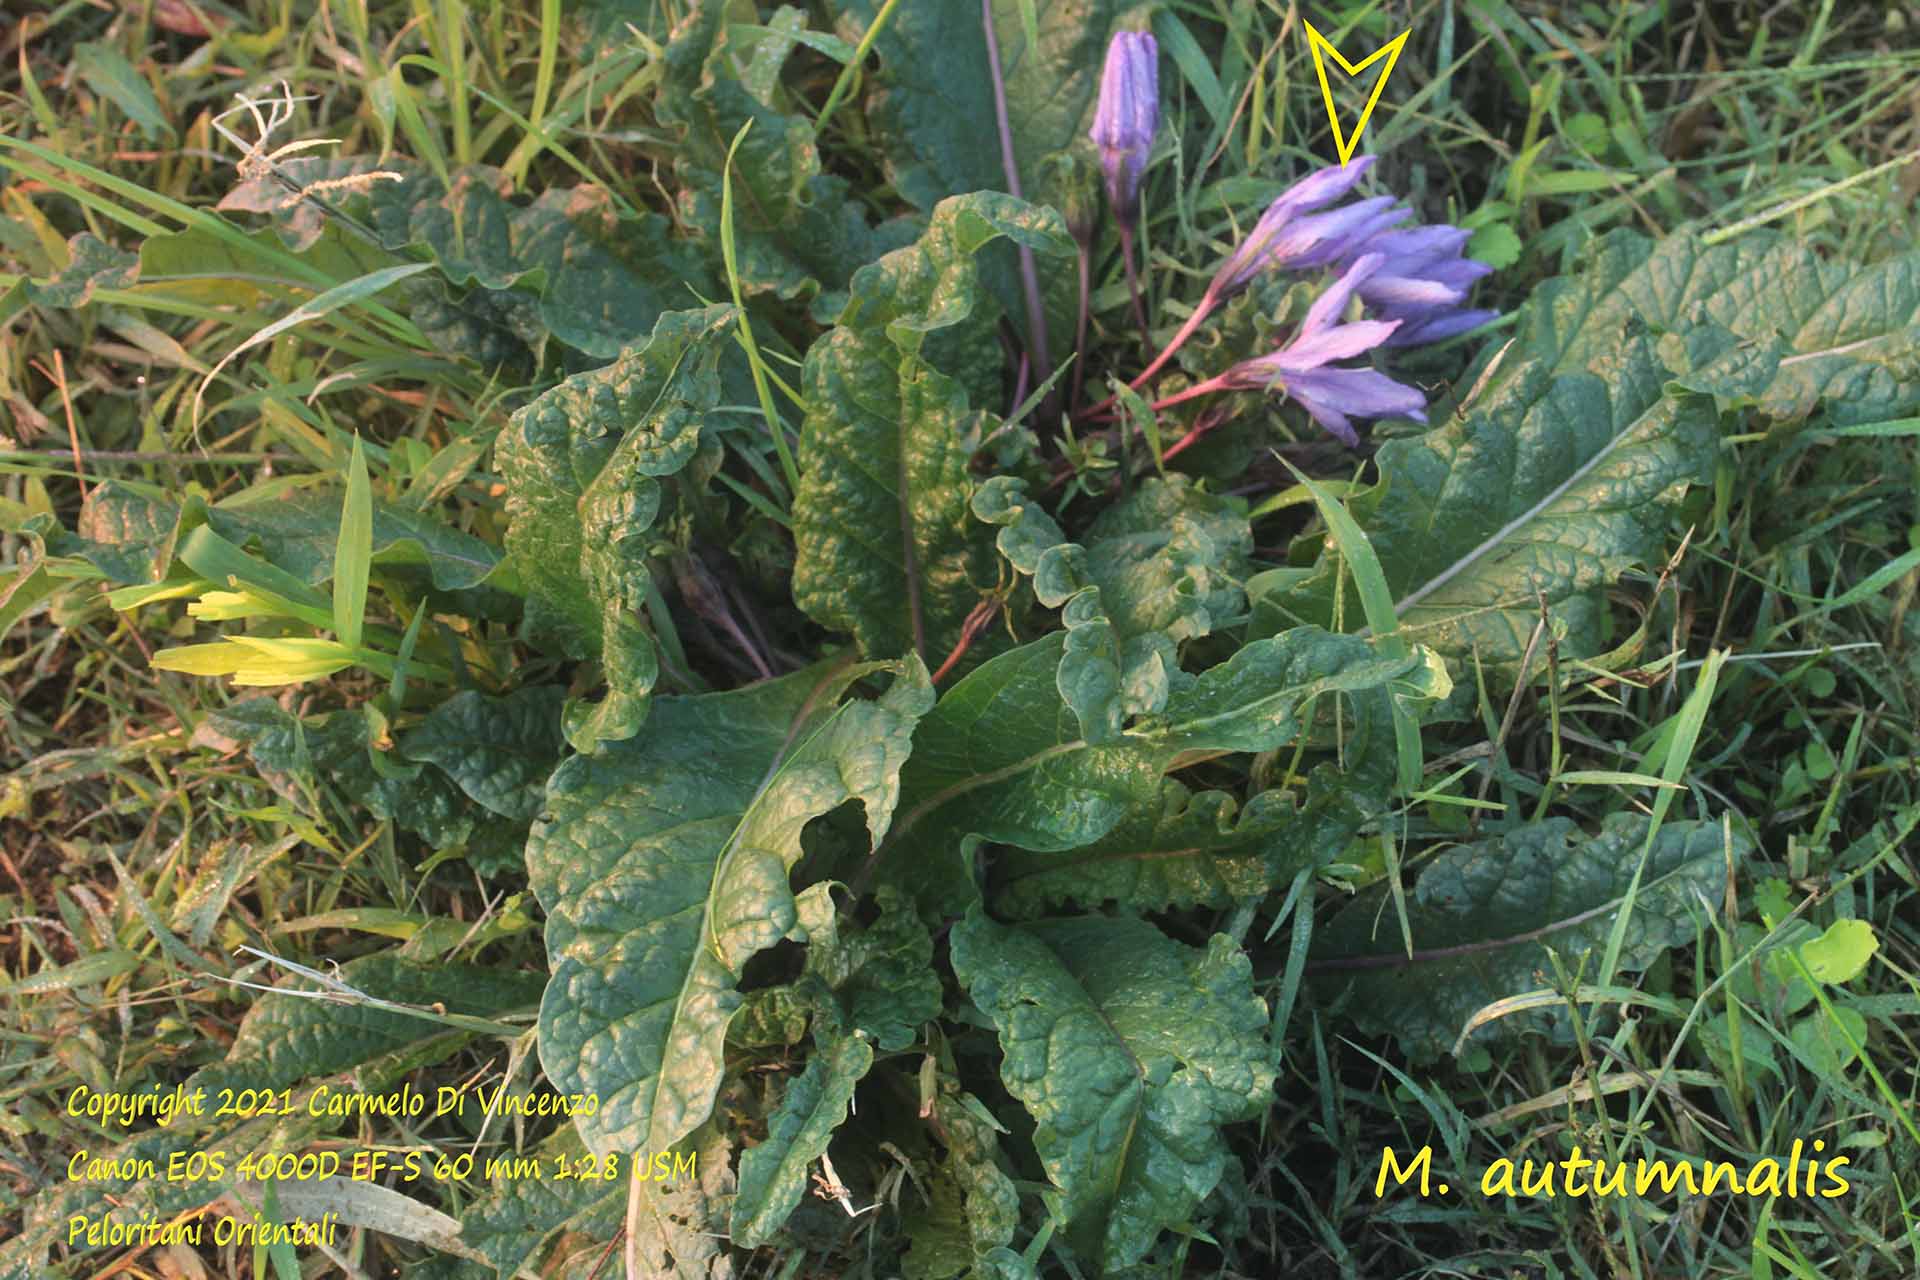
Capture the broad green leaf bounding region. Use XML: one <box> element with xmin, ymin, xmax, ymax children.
<box><xmin>1789</xmin><ymin>1005</ymin><xmax>1869</xmax><ymax>1075</ymax></box>
<box><xmin>1519</xmin><ymin>229</ymin><xmax>1920</xmax><ymax>425</ymax></box>
<box><xmin>370</xmin><ymin>165</ymin><xmax>715</xmax><ymax>357</ymax></box>
<box><xmin>205</xmin><ymin>486</ymin><xmax>501</xmax><ymax>590</ymax></box>
<box><xmin>207</xmin><ymin>699</ymin><xmax>482</xmax><ymax>850</ymax></box>
<box><xmin>1313</xmin><ymin>814</ymin><xmax>1751</xmax><ymax>1062</ymax></box>
<box><xmin>730</xmin><ymin>1032</ymin><xmax>874</xmax><ymax>1247</ymax></box>
<box><xmin>1259</xmin><ymin>225</ymin><xmax>1920</xmax><ymax>666</ymax></box>
<box><xmin>951</xmin><ymin>912</ymin><xmax>1272</xmax><ymax>1271</ymax></box>
<box><xmin>882</xmin><ymin>626</ymin><xmax>1427</xmax><ymax>913</ymax></box>
<box><xmin>191</xmin><ymin>954</ymin><xmax>542</xmax><ymax>1097</ymax></box>
<box><xmin>841</xmin><ymin>0</ymin><xmax>1140</xmax><ymax>214</ymax></box>
<box><xmin>400</xmin><ymin>687</ymin><xmax>568</xmax><ymax>821</ymax></box>
<box><xmin>498</xmin><ymin>304</ymin><xmax>737</xmax><ymax>751</ymax></box>
<box><xmin>1079</xmin><ymin>476</ymin><xmax>1253</xmax><ymax>642</ymax></box>
<box><xmin>1797</xmin><ymin>918</ymin><xmax>1878</xmax><ymax>985</ymax></box>
<box><xmin>994</xmin><ymin>778</ymin><xmax>1355</xmax><ymax>916</ymax></box>
<box><xmin>528</xmin><ymin>658</ymin><xmax>931</xmax><ymax>1159</ymax></box>
<box><xmin>334</xmin><ymin>436</ymin><xmax>373</xmax><ymax>650</ymax></box>
<box><xmin>22</xmin><ymin>231</ymin><xmax>138</xmax><ymax>307</ymax></box>
<box><xmin>973</xmin><ymin>475</ymin><xmax>1173</xmax><ymax>743</ymax></box>
<box><xmin>1261</xmin><ymin>338</ymin><xmax>1724</xmax><ymax>663</ymax></box>
<box><xmin>65</xmin><ymin>481</ymin><xmax>190</xmax><ymax>584</ymax></box>
<box><xmin>792</xmin><ymin>192</ymin><xmax>1071</xmax><ymax>668</ymax></box>
<box><xmin>0</xmin><ymin>561</ymin><xmax>61</xmax><ymax>645</ymax></box>
<box><xmin>71</xmin><ymin>42</ymin><xmax>173</xmax><ymax>140</ymax></box>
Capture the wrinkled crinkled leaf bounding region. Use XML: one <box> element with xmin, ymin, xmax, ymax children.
<box><xmin>882</xmin><ymin>626</ymin><xmax>1428</xmax><ymax>913</ymax></box>
<box><xmin>793</xmin><ymin>193</ymin><xmax>1070</xmax><ymax>668</ymax></box>
<box><xmin>951</xmin><ymin>912</ymin><xmax>1272</xmax><ymax>1271</ymax></box>
<box><xmin>408</xmin><ymin>274</ymin><xmax>547</xmax><ymax>370</ymax></box>
<box><xmin>994</xmin><ymin>781</ymin><xmax>1295</xmax><ymax>916</ymax></box>
<box><xmin>791</xmin><ymin>883</ymin><xmax>942</xmax><ymax>1049</ymax></box>
<box><xmin>901</xmin><ymin>1089</ymin><xmax>1023</xmax><ymax>1280</ymax></box>
<box><xmin>1262</xmin><ymin>337</ymin><xmax>1726</xmax><ymax>663</ymax></box>
<box><xmin>68</xmin><ymin>481</ymin><xmax>188</xmax><ymax>583</ymax></box>
<box><xmin>658</xmin><ymin>6</ymin><xmax>911</xmax><ymax>300</ymax></box>
<box><xmin>974</xmin><ymin>473</ymin><xmax>1254</xmax><ymax>743</ymax></box>
<box><xmin>730</xmin><ymin>883</ymin><xmax>941</xmax><ymax>1055</ymax></box>
<box><xmin>974</xmin><ymin>476</ymin><xmax>1164</xmax><ymax>742</ymax></box>
<box><xmin>498</xmin><ymin>304</ymin><xmax>737</xmax><ymax>751</ymax></box>
<box><xmin>207</xmin><ymin>698</ymin><xmax>482</xmax><ymax>849</ymax></box>
<box><xmin>456</xmin><ymin>1125</ymin><xmax>623</xmax><ymax>1279</ymax></box>
<box><xmin>1081</xmin><ymin>476</ymin><xmax>1253</xmax><ymax>642</ymax></box>
<box><xmin>24</xmin><ymin>231</ymin><xmax>139</xmax><ymax>308</ymax></box>
<box><xmin>626</xmin><ymin>1123</ymin><xmax>738</xmax><ymax>1280</ymax></box>
<box><xmin>206</xmin><ymin>485</ymin><xmax>501</xmax><ymax>590</ymax></box>
<box><xmin>370</xmin><ymin>165</ymin><xmax>713</xmax><ymax>357</ymax></box>
<box><xmin>730</xmin><ymin>1032</ymin><xmax>874</xmax><ymax>1247</ymax></box>
<box><xmin>1314</xmin><ymin>813</ymin><xmax>1750</xmax><ymax>1062</ymax></box>
<box><xmin>401</xmin><ymin>686</ymin><xmax>568</xmax><ymax>821</ymax></box>
<box><xmin>995</xmin><ymin>665</ymin><xmax>1402</xmax><ymax>916</ymax></box>
<box><xmin>1519</xmin><ymin>229</ymin><xmax>1920</xmax><ymax>425</ymax></box>
<box><xmin>529</xmin><ymin>658</ymin><xmax>931</xmax><ymax>1161</ymax></box>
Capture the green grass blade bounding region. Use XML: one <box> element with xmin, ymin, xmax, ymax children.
<box><xmin>719</xmin><ymin>119</ymin><xmax>801</xmax><ymax>496</ymax></box>
<box><xmin>335</xmin><ymin>435</ymin><xmax>373</xmax><ymax>652</ymax></box>
<box><xmin>1599</xmin><ymin>648</ymin><xmax>1726</xmax><ymax>986</ymax></box>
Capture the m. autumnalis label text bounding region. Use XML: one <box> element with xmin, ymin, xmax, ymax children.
<box><xmin>1375</xmin><ymin>1142</ymin><xmax>1853</xmax><ymax>1200</ymax></box>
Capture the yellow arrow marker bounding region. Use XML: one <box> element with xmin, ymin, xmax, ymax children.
<box><xmin>1303</xmin><ymin>20</ymin><xmax>1411</xmax><ymax>164</ymax></box>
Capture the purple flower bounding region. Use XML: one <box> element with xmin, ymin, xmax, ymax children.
<box><xmin>1219</xmin><ymin>254</ymin><xmax>1428</xmax><ymax>445</ymax></box>
<box><xmin>1090</xmin><ymin>32</ymin><xmax>1159</xmax><ymax>225</ymax></box>
<box><xmin>1208</xmin><ymin>157</ymin><xmax>1399</xmax><ymax>298</ymax></box>
<box><xmin>1339</xmin><ymin>223</ymin><xmax>1497</xmax><ymax>347</ymax></box>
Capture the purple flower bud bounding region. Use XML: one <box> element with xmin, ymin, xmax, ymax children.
<box><xmin>1208</xmin><ymin>157</ymin><xmax>1392</xmax><ymax>298</ymax></box>
<box><xmin>1090</xmin><ymin>32</ymin><xmax>1159</xmax><ymax>225</ymax></box>
<box><xmin>1220</xmin><ymin>254</ymin><xmax>1428</xmax><ymax>444</ymax></box>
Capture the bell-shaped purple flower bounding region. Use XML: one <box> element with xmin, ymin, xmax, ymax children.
<box><xmin>1090</xmin><ymin>32</ymin><xmax>1159</xmax><ymax>226</ymax></box>
<box><xmin>1339</xmin><ymin>223</ymin><xmax>1497</xmax><ymax>346</ymax></box>
<box><xmin>1208</xmin><ymin>157</ymin><xmax>1399</xmax><ymax>299</ymax></box>
<box><xmin>1219</xmin><ymin>254</ymin><xmax>1428</xmax><ymax>445</ymax></box>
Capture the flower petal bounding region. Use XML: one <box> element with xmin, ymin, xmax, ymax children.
<box><xmin>1355</xmin><ymin>224</ymin><xmax>1472</xmax><ymax>267</ymax></box>
<box><xmin>1277</xmin><ymin>318</ymin><xmax>1402</xmax><ymax>370</ymax></box>
<box><xmin>1270</xmin><ymin>196</ymin><xmax>1405</xmax><ymax>270</ymax></box>
<box><xmin>1382</xmin><ymin>308</ymin><xmax>1500</xmax><ymax>347</ymax></box>
<box><xmin>1286</xmin><ymin>390</ymin><xmax>1359</xmax><ymax>446</ymax></box>
<box><xmin>1358</xmin><ymin>273</ymin><xmax>1467</xmax><ymax>308</ymax></box>
<box><xmin>1283</xmin><ymin>365</ymin><xmax>1429</xmax><ymax>421</ymax></box>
